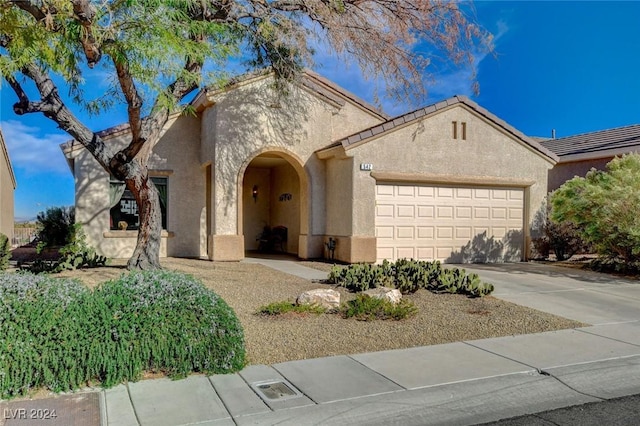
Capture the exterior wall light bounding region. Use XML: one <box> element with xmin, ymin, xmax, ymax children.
<box><xmin>252</xmin><ymin>185</ymin><xmax>258</xmax><ymax>203</ymax></box>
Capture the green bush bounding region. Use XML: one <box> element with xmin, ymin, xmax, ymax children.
<box><xmin>256</xmin><ymin>301</ymin><xmax>326</xmax><ymax>315</ymax></box>
<box><xmin>0</xmin><ymin>273</ymin><xmax>92</xmax><ymax>397</ymax></box>
<box><xmin>0</xmin><ymin>270</ymin><xmax>245</xmax><ymax>399</ymax></box>
<box><xmin>92</xmin><ymin>270</ymin><xmax>245</xmax><ymax>386</ymax></box>
<box><xmin>532</xmin><ymin>201</ymin><xmax>588</xmax><ymax>261</ymax></box>
<box><xmin>27</xmin><ymin>225</ymin><xmax>107</xmax><ymax>274</ymax></box>
<box><xmin>35</xmin><ymin>206</ymin><xmax>75</xmax><ymax>248</ymax></box>
<box><xmin>340</xmin><ymin>294</ymin><xmax>417</xmax><ymax>321</ymax></box>
<box><xmin>328</xmin><ymin>261</ymin><xmax>394</xmax><ymax>292</ymax></box>
<box><xmin>0</xmin><ymin>233</ymin><xmax>10</xmax><ymax>270</ymax></box>
<box><xmin>551</xmin><ymin>153</ymin><xmax>640</xmax><ymax>263</ymax></box>
<box><xmin>328</xmin><ymin>259</ymin><xmax>493</xmax><ymax>297</ymax></box>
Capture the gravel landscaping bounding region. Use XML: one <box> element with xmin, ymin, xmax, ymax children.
<box><xmin>55</xmin><ymin>257</ymin><xmax>586</xmax><ymax>366</ymax></box>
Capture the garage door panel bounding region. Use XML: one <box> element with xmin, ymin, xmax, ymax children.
<box><xmin>376</xmin><ymin>185</ymin><xmax>394</xmax><ymax>196</ymax></box>
<box><xmin>377</xmin><ymin>246</ymin><xmax>394</xmax><ymax>260</ymax></box>
<box><xmin>456</xmin><ymin>188</ymin><xmax>473</xmax><ymax>198</ymax></box>
<box><xmin>474</xmin><ymin>207</ymin><xmax>490</xmax><ymax>219</ymax></box>
<box><xmin>396</xmin><ymin>247</ymin><xmax>415</xmax><ymax>259</ymax></box>
<box><xmin>376</xmin><ymin>226</ymin><xmax>394</xmax><ymax>239</ymax></box>
<box><xmin>417</xmin><ymin>206</ymin><xmax>434</xmax><ymax>218</ymax></box>
<box><xmin>509</xmin><ymin>189</ymin><xmax>524</xmax><ymax>200</ymax></box>
<box><xmin>397</xmin><ymin>186</ymin><xmax>415</xmax><ymax>197</ymax></box>
<box><xmin>456</xmin><ymin>206</ymin><xmax>472</xmax><ymax>219</ymax></box>
<box><xmin>436</xmin><ymin>247</ymin><xmax>454</xmax><ymax>259</ymax></box>
<box><xmin>376</xmin><ymin>183</ymin><xmax>524</xmax><ymax>263</ymax></box>
<box><xmin>396</xmin><ymin>227</ymin><xmax>414</xmax><ymax>239</ymax></box>
<box><xmin>436</xmin><ymin>227</ymin><xmax>453</xmax><ymax>239</ymax></box>
<box><xmin>509</xmin><ymin>208</ymin><xmax>523</xmax><ymax>220</ymax></box>
<box><xmin>417</xmin><ymin>187</ymin><xmax>435</xmax><ymax>197</ymax></box>
<box><xmin>417</xmin><ymin>227</ymin><xmax>434</xmax><ymax>239</ymax></box>
<box><xmin>376</xmin><ymin>204</ymin><xmax>394</xmax><ymax>217</ymax></box>
<box><xmin>396</xmin><ymin>205</ymin><xmax>415</xmax><ymax>217</ymax></box>
<box><xmin>437</xmin><ymin>206</ymin><xmax>454</xmax><ymax>218</ymax></box>
<box><xmin>456</xmin><ymin>227</ymin><xmax>472</xmax><ymax>239</ymax></box>
<box><xmin>416</xmin><ymin>248</ymin><xmax>434</xmax><ymax>259</ymax></box>
<box><xmin>474</xmin><ymin>188</ymin><xmax>490</xmax><ymax>199</ymax></box>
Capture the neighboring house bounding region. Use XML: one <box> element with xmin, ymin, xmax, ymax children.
<box><xmin>0</xmin><ymin>129</ymin><xmax>16</xmax><ymax>241</ymax></box>
<box><xmin>61</xmin><ymin>70</ymin><xmax>558</xmax><ymax>264</ymax></box>
<box><xmin>542</xmin><ymin>124</ymin><xmax>640</xmax><ymax>191</ymax></box>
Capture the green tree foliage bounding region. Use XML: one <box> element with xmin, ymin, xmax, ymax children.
<box><xmin>550</xmin><ymin>154</ymin><xmax>640</xmax><ymax>262</ymax></box>
<box><xmin>1</xmin><ymin>0</ymin><xmax>489</xmax><ymax>269</ymax></box>
<box><xmin>35</xmin><ymin>206</ymin><xmax>75</xmax><ymax>248</ymax></box>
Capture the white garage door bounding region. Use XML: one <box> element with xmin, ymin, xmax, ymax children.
<box><xmin>375</xmin><ymin>183</ymin><xmax>524</xmax><ymax>263</ymax></box>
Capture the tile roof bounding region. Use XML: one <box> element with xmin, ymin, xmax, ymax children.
<box><xmin>322</xmin><ymin>95</ymin><xmax>558</xmax><ymax>163</ymax></box>
<box><xmin>541</xmin><ymin>124</ymin><xmax>640</xmax><ymax>157</ymax></box>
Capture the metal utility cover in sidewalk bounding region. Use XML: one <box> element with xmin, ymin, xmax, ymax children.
<box><xmin>251</xmin><ymin>380</ymin><xmax>303</xmax><ymax>402</ymax></box>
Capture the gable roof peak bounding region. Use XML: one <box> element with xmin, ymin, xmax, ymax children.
<box><xmin>322</xmin><ymin>95</ymin><xmax>558</xmax><ymax>163</ymax></box>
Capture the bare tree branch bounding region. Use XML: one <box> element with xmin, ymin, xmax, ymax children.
<box><xmin>70</xmin><ymin>0</ymin><xmax>102</xmax><ymax>66</ymax></box>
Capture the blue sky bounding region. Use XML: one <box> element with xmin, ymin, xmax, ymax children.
<box><xmin>2</xmin><ymin>1</ymin><xmax>640</xmax><ymax>221</ymax></box>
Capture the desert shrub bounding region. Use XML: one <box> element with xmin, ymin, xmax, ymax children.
<box><xmin>256</xmin><ymin>301</ymin><xmax>326</xmax><ymax>315</ymax></box>
<box><xmin>340</xmin><ymin>294</ymin><xmax>417</xmax><ymax>321</ymax></box>
<box><xmin>54</xmin><ymin>225</ymin><xmax>107</xmax><ymax>271</ymax></box>
<box><xmin>0</xmin><ymin>233</ymin><xmax>10</xmax><ymax>270</ymax></box>
<box><xmin>0</xmin><ymin>273</ymin><xmax>93</xmax><ymax>398</ymax></box>
<box><xmin>92</xmin><ymin>270</ymin><xmax>245</xmax><ymax>386</ymax></box>
<box><xmin>531</xmin><ymin>201</ymin><xmax>588</xmax><ymax>261</ymax></box>
<box><xmin>551</xmin><ymin>154</ymin><xmax>640</xmax><ymax>263</ymax></box>
<box><xmin>545</xmin><ymin>218</ymin><xmax>586</xmax><ymax>261</ymax></box>
<box><xmin>328</xmin><ymin>262</ymin><xmax>394</xmax><ymax>292</ymax></box>
<box><xmin>0</xmin><ymin>270</ymin><xmax>245</xmax><ymax>399</ymax></box>
<box><xmin>35</xmin><ymin>206</ymin><xmax>75</xmax><ymax>248</ymax></box>
<box><xmin>588</xmin><ymin>258</ymin><xmax>640</xmax><ymax>276</ymax></box>
<box><xmin>26</xmin><ymin>225</ymin><xmax>107</xmax><ymax>274</ymax></box>
<box><xmin>328</xmin><ymin>259</ymin><xmax>493</xmax><ymax>297</ymax></box>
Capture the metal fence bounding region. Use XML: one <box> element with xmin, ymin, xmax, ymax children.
<box><xmin>12</xmin><ymin>227</ymin><xmax>37</xmax><ymax>247</ymax></box>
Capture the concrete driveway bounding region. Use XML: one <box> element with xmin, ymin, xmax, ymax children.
<box><xmin>459</xmin><ymin>262</ymin><xmax>640</xmax><ymax>325</ymax></box>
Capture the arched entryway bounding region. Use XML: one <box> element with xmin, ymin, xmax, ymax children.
<box><xmin>240</xmin><ymin>151</ymin><xmax>307</xmax><ymax>256</ymax></box>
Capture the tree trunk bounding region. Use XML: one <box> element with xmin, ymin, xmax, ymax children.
<box><xmin>126</xmin><ymin>171</ymin><xmax>162</xmax><ymax>270</ymax></box>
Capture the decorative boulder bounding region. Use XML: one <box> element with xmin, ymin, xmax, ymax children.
<box><xmin>296</xmin><ymin>289</ymin><xmax>341</xmax><ymax>310</ymax></box>
<box><xmin>363</xmin><ymin>287</ymin><xmax>402</xmax><ymax>305</ymax></box>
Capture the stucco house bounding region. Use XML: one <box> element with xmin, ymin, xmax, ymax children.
<box><xmin>0</xmin><ymin>129</ymin><xmax>16</xmax><ymax>241</ymax></box>
<box><xmin>61</xmin><ymin>71</ymin><xmax>559</xmax><ymax>264</ymax></box>
<box><xmin>541</xmin><ymin>124</ymin><xmax>640</xmax><ymax>191</ymax></box>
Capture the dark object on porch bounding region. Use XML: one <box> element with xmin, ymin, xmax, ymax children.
<box><xmin>257</xmin><ymin>226</ymin><xmax>288</xmax><ymax>252</ymax></box>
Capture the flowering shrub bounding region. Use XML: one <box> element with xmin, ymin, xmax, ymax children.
<box><xmin>0</xmin><ymin>273</ymin><xmax>91</xmax><ymax>397</ymax></box>
<box><xmin>92</xmin><ymin>270</ymin><xmax>246</xmax><ymax>386</ymax></box>
<box><xmin>0</xmin><ymin>270</ymin><xmax>245</xmax><ymax>399</ymax></box>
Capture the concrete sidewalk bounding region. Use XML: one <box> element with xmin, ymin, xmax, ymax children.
<box><xmin>98</xmin><ymin>260</ymin><xmax>640</xmax><ymax>426</ymax></box>
<box><xmin>101</xmin><ymin>326</ymin><xmax>640</xmax><ymax>425</ymax></box>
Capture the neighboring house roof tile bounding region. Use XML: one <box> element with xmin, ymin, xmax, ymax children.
<box><xmin>322</xmin><ymin>95</ymin><xmax>558</xmax><ymax>163</ymax></box>
<box><xmin>541</xmin><ymin>124</ymin><xmax>640</xmax><ymax>157</ymax></box>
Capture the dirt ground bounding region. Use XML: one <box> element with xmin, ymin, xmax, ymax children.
<box><xmin>12</xmin><ymin>255</ymin><xmax>584</xmax><ymax>366</ymax></box>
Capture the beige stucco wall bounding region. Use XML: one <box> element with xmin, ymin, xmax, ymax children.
<box><xmin>70</xmin><ymin>114</ymin><xmax>203</xmax><ymax>259</ymax></box>
<box><xmin>548</xmin><ymin>157</ymin><xmax>612</xmax><ymax>191</ymax></box>
<box><xmin>343</xmin><ymin>105</ymin><xmax>554</xmax><ymax>261</ymax></box>
<box><xmin>0</xmin><ymin>134</ymin><xmax>15</xmax><ymax>240</ymax></box>
<box><xmin>201</xmin><ymin>75</ymin><xmax>384</xmax><ymax>259</ymax></box>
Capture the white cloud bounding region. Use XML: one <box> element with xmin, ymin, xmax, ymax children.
<box><xmin>1</xmin><ymin>120</ymin><xmax>71</xmax><ymax>175</ymax></box>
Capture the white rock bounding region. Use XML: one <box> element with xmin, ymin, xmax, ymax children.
<box><xmin>363</xmin><ymin>287</ymin><xmax>402</xmax><ymax>305</ymax></box>
<box><xmin>296</xmin><ymin>289</ymin><xmax>341</xmax><ymax>310</ymax></box>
